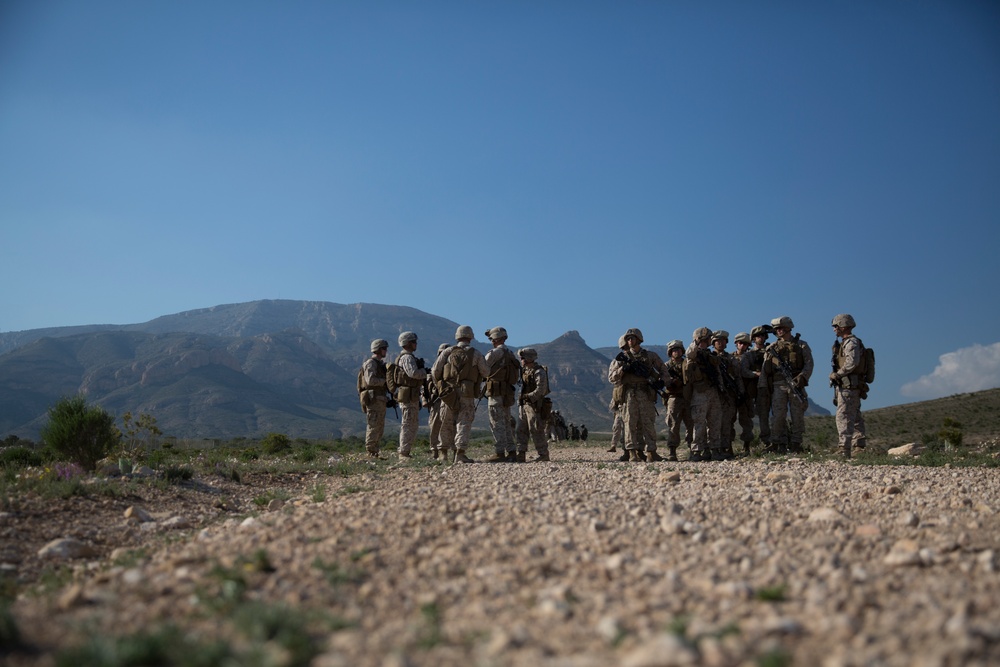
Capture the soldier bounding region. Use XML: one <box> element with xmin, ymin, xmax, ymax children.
<box><xmin>762</xmin><ymin>316</ymin><xmax>814</xmax><ymax>454</ymax></box>
<box><xmin>748</xmin><ymin>325</ymin><xmax>773</xmax><ymax>449</ymax></box>
<box><xmin>684</xmin><ymin>327</ymin><xmax>725</xmax><ymax>461</ymax></box>
<box><xmin>425</xmin><ymin>343</ymin><xmax>449</xmax><ymax>460</ymax></box>
<box><xmin>515</xmin><ymin>347</ymin><xmax>551</xmax><ymax>462</ymax></box>
<box><xmin>608</xmin><ymin>335</ymin><xmax>628</xmax><ymax>454</ymax></box>
<box><xmin>580</xmin><ymin>424</ymin><xmax>588</xmax><ymax>441</ymax></box>
<box><xmin>358</xmin><ymin>338</ymin><xmax>391</xmax><ymax>459</ymax></box>
<box><xmin>608</xmin><ymin>327</ymin><xmax>668</xmax><ymax>462</ymax></box>
<box><xmin>483</xmin><ymin>327</ymin><xmax>521</xmax><ymax>463</ymax></box>
<box><xmin>663</xmin><ymin>339</ymin><xmax>691</xmax><ymax>462</ymax></box>
<box><xmin>431</xmin><ymin>325</ymin><xmax>490</xmax><ymax>463</ymax></box>
<box><xmin>711</xmin><ymin>330</ymin><xmax>741</xmax><ymax>459</ymax></box>
<box><xmin>570</xmin><ymin>423</ymin><xmax>579</xmax><ymax>440</ymax></box>
<box><xmin>393</xmin><ymin>331</ymin><xmax>428</xmax><ymax>462</ymax></box>
<box><xmin>830</xmin><ymin>313</ymin><xmax>869</xmax><ymax>458</ymax></box>
<box><xmin>732</xmin><ymin>332</ymin><xmax>757</xmax><ymax>456</ymax></box>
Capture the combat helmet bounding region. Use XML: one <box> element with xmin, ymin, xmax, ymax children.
<box><xmin>486</xmin><ymin>326</ymin><xmax>508</xmax><ymax>341</ymax></box>
<box><xmin>370</xmin><ymin>338</ymin><xmax>389</xmax><ymax>353</ymax></box>
<box><xmin>518</xmin><ymin>347</ymin><xmax>538</xmax><ymax>361</ymax></box>
<box><xmin>712</xmin><ymin>329</ymin><xmax>730</xmax><ymax>342</ymax></box>
<box><xmin>623</xmin><ymin>328</ymin><xmax>644</xmax><ymax>343</ymax></box>
<box><xmin>667</xmin><ymin>339</ymin><xmax>684</xmax><ymax>353</ymax></box>
<box><xmin>398</xmin><ymin>331</ymin><xmax>418</xmax><ymax>347</ymax></box>
<box><xmin>831</xmin><ymin>314</ymin><xmax>856</xmax><ymax>328</ymax></box>
<box><xmin>692</xmin><ymin>327</ymin><xmax>712</xmax><ymax>342</ymax></box>
<box><xmin>455</xmin><ymin>325</ymin><xmax>475</xmax><ymax>341</ymax></box>
<box><xmin>618</xmin><ymin>334</ymin><xmax>628</xmax><ymax>349</ymax></box>
<box><xmin>734</xmin><ymin>332</ymin><xmax>751</xmax><ymax>345</ymax></box>
<box><xmin>770</xmin><ymin>316</ymin><xmax>794</xmax><ymax>330</ymax></box>
<box><xmin>751</xmin><ymin>325</ymin><xmax>772</xmax><ymax>338</ymax></box>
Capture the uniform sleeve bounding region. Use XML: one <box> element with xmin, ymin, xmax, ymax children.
<box><xmin>838</xmin><ymin>338</ymin><xmax>862</xmax><ymax>376</ymax></box>
<box><xmin>484</xmin><ymin>348</ymin><xmax>504</xmax><ymax>377</ymax></box>
<box><xmin>474</xmin><ymin>349</ymin><xmax>491</xmax><ymax>378</ymax></box>
<box><xmin>609</xmin><ymin>358</ymin><xmax>624</xmax><ymax>384</ymax></box>
<box><xmin>800</xmin><ymin>341</ymin><xmax>814</xmax><ymax>382</ymax></box>
<box><xmin>430</xmin><ymin>348</ymin><xmax>450</xmax><ymax>381</ymax></box>
<box><xmin>399</xmin><ymin>353</ymin><xmax>427</xmax><ymax>381</ymax></box>
<box><xmin>526</xmin><ymin>367</ymin><xmax>548</xmax><ymax>402</ymax></box>
<box><xmin>362</xmin><ymin>358</ymin><xmax>385</xmax><ymax>388</ymax></box>
<box><xmin>650</xmin><ymin>352</ymin><xmax>669</xmax><ymax>383</ymax></box>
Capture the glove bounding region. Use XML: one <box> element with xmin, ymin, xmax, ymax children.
<box><xmin>793</xmin><ymin>375</ymin><xmax>806</xmax><ymax>389</ymax></box>
<box><xmin>829</xmin><ymin>372</ymin><xmax>839</xmax><ymax>384</ymax></box>
<box><xmin>416</xmin><ymin>358</ymin><xmax>426</xmax><ymax>369</ymax></box>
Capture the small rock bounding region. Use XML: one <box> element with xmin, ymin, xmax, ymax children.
<box><xmin>808</xmin><ymin>507</ymin><xmax>845</xmax><ymax>522</ymax></box>
<box><xmin>766</xmin><ymin>472</ymin><xmax>793</xmax><ymax>482</ymax></box>
<box><xmin>124</xmin><ymin>505</ymin><xmax>153</xmax><ymax>523</ymax></box>
<box><xmin>57</xmin><ymin>583</ymin><xmax>86</xmax><ymax>610</ymax></box>
<box><xmin>898</xmin><ymin>511</ymin><xmax>919</xmax><ymax>527</ymax></box>
<box><xmin>888</xmin><ymin>443</ymin><xmax>924</xmax><ymax>457</ymax></box>
<box><xmin>884</xmin><ymin>485</ymin><xmax>902</xmax><ymax>495</ymax></box>
<box><xmin>854</xmin><ymin>523</ymin><xmax>882</xmax><ymax>538</ymax></box>
<box><xmin>38</xmin><ymin>538</ymin><xmax>99</xmax><ymax>560</ymax></box>
<box><xmin>884</xmin><ymin>539</ymin><xmax>922</xmax><ymax>566</ymax></box>
<box><xmin>161</xmin><ymin>516</ymin><xmax>193</xmax><ymax>530</ymax></box>
<box><xmin>267</xmin><ymin>498</ymin><xmax>285</xmax><ymax>512</ymax></box>
<box><xmin>660</xmin><ymin>471</ymin><xmax>681</xmax><ymax>484</ymax></box>
<box><xmin>621</xmin><ymin>633</ymin><xmax>699</xmax><ymax>667</ymax></box>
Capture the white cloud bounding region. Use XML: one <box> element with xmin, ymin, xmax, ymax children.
<box><xmin>901</xmin><ymin>342</ymin><xmax>1000</xmax><ymax>400</ymax></box>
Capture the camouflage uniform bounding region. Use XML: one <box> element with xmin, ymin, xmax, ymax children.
<box><xmin>431</xmin><ymin>326</ymin><xmax>490</xmax><ymax>463</ymax></box>
<box><xmin>425</xmin><ymin>343</ymin><xmax>449</xmax><ymax>459</ymax></box>
<box><xmin>394</xmin><ymin>332</ymin><xmax>428</xmax><ymax>459</ymax></box>
<box><xmin>732</xmin><ymin>332</ymin><xmax>757</xmax><ymax>455</ymax></box>
<box><xmin>711</xmin><ymin>330</ymin><xmax>740</xmax><ymax>459</ymax></box>
<box><xmin>515</xmin><ymin>347</ymin><xmax>550</xmax><ymax>461</ymax></box>
<box><xmin>684</xmin><ymin>328</ymin><xmax>725</xmax><ymax>461</ymax></box>
<box><xmin>359</xmin><ymin>339</ymin><xmax>390</xmax><ymax>458</ymax></box>
<box><xmin>663</xmin><ymin>340</ymin><xmax>691</xmax><ymax>462</ymax></box>
<box><xmin>763</xmin><ymin>316</ymin><xmax>814</xmax><ymax>453</ymax></box>
<box><xmin>747</xmin><ymin>326</ymin><xmax>773</xmax><ymax>447</ymax></box>
<box><xmin>483</xmin><ymin>327</ymin><xmax>520</xmax><ymax>461</ymax></box>
<box><xmin>608</xmin><ymin>328</ymin><xmax>667</xmax><ymax>462</ymax></box>
<box><xmin>830</xmin><ymin>314</ymin><xmax>868</xmax><ymax>458</ymax></box>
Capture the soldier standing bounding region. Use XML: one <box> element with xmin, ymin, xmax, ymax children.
<box><xmin>483</xmin><ymin>327</ymin><xmax>521</xmax><ymax>463</ymax></box>
<box><xmin>431</xmin><ymin>325</ymin><xmax>490</xmax><ymax>463</ymax></box>
<box><xmin>393</xmin><ymin>331</ymin><xmax>428</xmax><ymax>462</ymax></box>
<box><xmin>732</xmin><ymin>332</ymin><xmax>757</xmax><ymax>456</ymax></box>
<box><xmin>663</xmin><ymin>339</ymin><xmax>691</xmax><ymax>462</ymax></box>
<box><xmin>608</xmin><ymin>327</ymin><xmax>668</xmax><ymax>462</ymax></box>
<box><xmin>763</xmin><ymin>316</ymin><xmax>814</xmax><ymax>454</ymax></box>
<box><xmin>830</xmin><ymin>314</ymin><xmax>868</xmax><ymax>458</ymax></box>
<box><xmin>359</xmin><ymin>338</ymin><xmax>391</xmax><ymax>460</ymax></box>
<box><xmin>684</xmin><ymin>327</ymin><xmax>725</xmax><ymax>461</ymax></box>
<box><xmin>711</xmin><ymin>330</ymin><xmax>741</xmax><ymax>459</ymax></box>
<box><xmin>425</xmin><ymin>343</ymin><xmax>449</xmax><ymax>460</ymax></box>
<box><xmin>515</xmin><ymin>347</ymin><xmax>551</xmax><ymax>462</ymax></box>
<box><xmin>748</xmin><ymin>325</ymin><xmax>773</xmax><ymax>449</ymax></box>
<box><xmin>608</xmin><ymin>335</ymin><xmax>628</xmax><ymax>455</ymax></box>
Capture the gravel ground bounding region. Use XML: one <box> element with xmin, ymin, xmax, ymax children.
<box><xmin>6</xmin><ymin>443</ymin><xmax>1000</xmax><ymax>666</ymax></box>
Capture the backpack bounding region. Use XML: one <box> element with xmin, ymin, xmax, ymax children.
<box><xmin>385</xmin><ymin>359</ymin><xmax>400</xmax><ymax>394</ymax></box>
<box><xmin>861</xmin><ymin>345</ymin><xmax>876</xmax><ymax>384</ymax></box>
<box><xmin>442</xmin><ymin>345</ymin><xmax>472</xmax><ymax>383</ymax></box>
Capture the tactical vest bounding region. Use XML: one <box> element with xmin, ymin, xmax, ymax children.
<box><xmin>357</xmin><ymin>358</ymin><xmax>386</xmax><ymax>392</ymax></box>
<box><xmin>684</xmin><ymin>349</ymin><xmax>720</xmax><ymax>391</ymax></box>
<box><xmin>441</xmin><ymin>344</ymin><xmax>482</xmax><ymax>398</ymax></box>
<box><xmin>520</xmin><ymin>365</ymin><xmax>550</xmax><ymax>401</ymax></box>
<box><xmin>620</xmin><ymin>349</ymin><xmax>653</xmax><ymax>386</ymax></box>
<box><xmin>664</xmin><ymin>358</ymin><xmax>685</xmax><ymax>396</ymax></box>
<box><xmin>746</xmin><ymin>348</ymin><xmax>766</xmax><ymax>373</ymax></box>
<box><xmin>485</xmin><ymin>347</ymin><xmax>520</xmax><ymax>404</ymax></box>
<box><xmin>769</xmin><ymin>339</ymin><xmax>805</xmax><ymax>375</ymax></box>
<box><xmin>393</xmin><ymin>351</ymin><xmax>424</xmax><ymax>402</ymax></box>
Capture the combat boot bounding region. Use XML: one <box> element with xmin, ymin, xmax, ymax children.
<box><xmin>688</xmin><ymin>450</ymin><xmax>707</xmax><ymax>462</ymax></box>
<box><xmin>432</xmin><ymin>449</ymin><xmax>440</xmax><ymax>460</ymax></box>
<box><xmin>742</xmin><ymin>443</ymin><xmax>751</xmax><ymax>457</ymax></box>
<box><xmin>645</xmin><ymin>451</ymin><xmax>656</xmax><ymax>463</ymax></box>
<box><xmin>667</xmin><ymin>447</ymin><xmax>678</xmax><ymax>462</ymax></box>
<box><xmin>618</xmin><ymin>450</ymin><xmax>630</xmax><ymax>462</ymax></box>
<box><xmin>711</xmin><ymin>448</ymin><xmax>726</xmax><ymax>461</ymax></box>
<box><xmin>533</xmin><ymin>451</ymin><xmax>550</xmax><ymax>462</ymax></box>
<box><xmin>486</xmin><ymin>452</ymin><xmax>507</xmax><ymax>463</ymax></box>
<box><xmin>455</xmin><ymin>450</ymin><xmax>474</xmax><ymax>464</ymax></box>
<box><xmin>607</xmin><ymin>445</ymin><xmax>617</xmax><ymax>452</ymax></box>
<box><xmin>516</xmin><ymin>451</ymin><xmax>527</xmax><ymax>463</ymax></box>
<box><xmin>628</xmin><ymin>449</ymin><xmax>642</xmax><ymax>462</ymax></box>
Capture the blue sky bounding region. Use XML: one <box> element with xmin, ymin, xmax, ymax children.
<box><xmin>2</xmin><ymin>0</ymin><xmax>999</xmax><ymax>411</ymax></box>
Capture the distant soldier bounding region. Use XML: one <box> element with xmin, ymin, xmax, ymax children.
<box><xmin>425</xmin><ymin>343</ymin><xmax>449</xmax><ymax>460</ymax></box>
<box><xmin>516</xmin><ymin>347</ymin><xmax>551</xmax><ymax>462</ymax></box>
<box><xmin>608</xmin><ymin>327</ymin><xmax>668</xmax><ymax>462</ymax></box>
<box><xmin>483</xmin><ymin>327</ymin><xmax>521</xmax><ymax>463</ymax></box>
<box><xmin>393</xmin><ymin>331</ymin><xmax>428</xmax><ymax>462</ymax></box>
<box><xmin>662</xmin><ymin>339</ymin><xmax>691</xmax><ymax>462</ymax></box>
<box><xmin>431</xmin><ymin>325</ymin><xmax>490</xmax><ymax>463</ymax></box>
<box><xmin>570</xmin><ymin>423</ymin><xmax>579</xmax><ymax>440</ymax></box>
<box><xmin>763</xmin><ymin>316</ymin><xmax>814</xmax><ymax>454</ymax></box>
<box><xmin>711</xmin><ymin>330</ymin><xmax>741</xmax><ymax>460</ymax></box>
<box><xmin>358</xmin><ymin>338</ymin><xmax>391</xmax><ymax>459</ymax></box>
<box><xmin>608</xmin><ymin>335</ymin><xmax>628</xmax><ymax>455</ymax></box>
<box><xmin>580</xmin><ymin>424</ymin><xmax>588</xmax><ymax>441</ymax></box>
<box><xmin>732</xmin><ymin>332</ymin><xmax>757</xmax><ymax>456</ymax></box>
<box><xmin>747</xmin><ymin>325</ymin><xmax>773</xmax><ymax>449</ymax></box>
<box><xmin>684</xmin><ymin>327</ymin><xmax>725</xmax><ymax>461</ymax></box>
<box><xmin>830</xmin><ymin>314</ymin><xmax>868</xmax><ymax>458</ymax></box>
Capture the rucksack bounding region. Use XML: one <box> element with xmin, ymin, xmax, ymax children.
<box><xmin>442</xmin><ymin>345</ymin><xmax>472</xmax><ymax>383</ymax></box>
<box><xmin>861</xmin><ymin>345</ymin><xmax>876</xmax><ymax>384</ymax></box>
<box><xmin>385</xmin><ymin>359</ymin><xmax>400</xmax><ymax>394</ymax></box>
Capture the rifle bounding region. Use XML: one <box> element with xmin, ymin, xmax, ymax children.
<box><xmin>615</xmin><ymin>351</ymin><xmax>668</xmax><ymax>398</ymax></box>
<box><xmin>830</xmin><ymin>339</ymin><xmax>841</xmax><ymax>407</ymax></box>
<box><xmin>766</xmin><ymin>342</ymin><xmax>806</xmax><ymax>403</ymax></box>
<box><xmin>716</xmin><ymin>353</ymin><xmax>745</xmax><ymax>404</ymax></box>
<box><xmin>386</xmin><ymin>390</ymin><xmax>399</xmax><ymax>419</ymax></box>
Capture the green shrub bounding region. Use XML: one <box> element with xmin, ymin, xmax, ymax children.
<box><xmin>0</xmin><ymin>446</ymin><xmax>44</xmax><ymax>469</ymax></box>
<box><xmin>261</xmin><ymin>433</ymin><xmax>292</xmax><ymax>455</ymax></box>
<box><xmin>40</xmin><ymin>396</ymin><xmax>120</xmax><ymax>471</ymax></box>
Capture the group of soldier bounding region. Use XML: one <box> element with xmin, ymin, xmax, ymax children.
<box><xmin>357</xmin><ymin>326</ymin><xmax>552</xmax><ymax>464</ymax></box>
<box><xmin>358</xmin><ymin>313</ymin><xmax>869</xmax><ymax>464</ymax></box>
<box><xmin>608</xmin><ymin>313</ymin><xmax>869</xmax><ymax>462</ymax></box>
